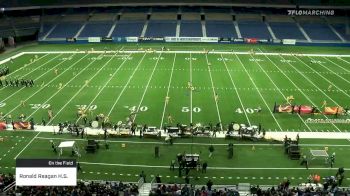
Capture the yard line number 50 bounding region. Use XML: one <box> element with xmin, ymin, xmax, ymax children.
<box><xmin>182</xmin><ymin>107</ymin><xmax>201</xmax><ymax>113</ymax></box>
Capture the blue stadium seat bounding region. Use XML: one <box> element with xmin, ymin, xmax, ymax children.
<box><xmin>269</xmin><ymin>22</ymin><xmax>306</xmax><ymax>40</ymax></box>
<box><xmin>301</xmin><ymin>23</ymin><xmax>339</xmax><ymax>40</ymax></box>
<box><xmin>39</xmin><ymin>24</ymin><xmax>54</xmax><ymax>38</ymax></box>
<box><xmin>180</xmin><ymin>21</ymin><xmax>202</xmax><ymax>37</ymax></box>
<box><xmin>206</xmin><ymin>21</ymin><xmax>237</xmax><ymax>38</ymax></box>
<box><xmin>332</xmin><ymin>24</ymin><xmax>350</xmax><ymax>41</ymax></box>
<box><xmin>146</xmin><ymin>20</ymin><xmax>177</xmax><ymax>37</ymax></box>
<box><xmin>79</xmin><ymin>22</ymin><xmax>113</xmax><ymax>37</ymax></box>
<box><xmin>112</xmin><ymin>21</ymin><xmax>145</xmax><ymax>37</ymax></box>
<box><xmin>47</xmin><ymin>22</ymin><xmax>81</xmax><ymax>38</ymax></box>
<box><xmin>238</xmin><ymin>21</ymin><xmax>271</xmax><ymax>39</ymax></box>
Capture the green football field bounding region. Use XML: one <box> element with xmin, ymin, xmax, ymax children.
<box><xmin>0</xmin><ymin>43</ymin><xmax>350</xmax><ymax>131</ymax></box>
<box><xmin>1</xmin><ymin>43</ymin><xmax>350</xmax><ymax>186</ymax></box>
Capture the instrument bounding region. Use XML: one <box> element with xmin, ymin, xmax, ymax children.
<box><xmin>233</xmin><ymin>124</ymin><xmax>240</xmax><ymax>131</ymax></box>
<box><xmin>91</xmin><ymin>121</ymin><xmax>98</xmax><ymax>128</ymax></box>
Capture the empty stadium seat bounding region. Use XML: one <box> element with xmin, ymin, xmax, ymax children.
<box><xmin>112</xmin><ymin>21</ymin><xmax>145</xmax><ymax>37</ymax></box>
<box><xmin>238</xmin><ymin>21</ymin><xmax>271</xmax><ymax>39</ymax></box>
<box><xmin>269</xmin><ymin>22</ymin><xmax>306</xmax><ymax>40</ymax></box>
<box><xmin>180</xmin><ymin>20</ymin><xmax>202</xmax><ymax>37</ymax></box>
<box><xmin>79</xmin><ymin>22</ymin><xmax>113</xmax><ymax>37</ymax></box>
<box><xmin>206</xmin><ymin>21</ymin><xmax>237</xmax><ymax>38</ymax></box>
<box><xmin>145</xmin><ymin>20</ymin><xmax>177</xmax><ymax>37</ymax></box>
<box><xmin>301</xmin><ymin>23</ymin><xmax>339</xmax><ymax>41</ymax></box>
<box><xmin>47</xmin><ymin>22</ymin><xmax>82</xmax><ymax>38</ymax></box>
<box><xmin>332</xmin><ymin>24</ymin><xmax>350</xmax><ymax>41</ymax></box>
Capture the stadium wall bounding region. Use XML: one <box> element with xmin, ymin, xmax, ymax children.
<box><xmin>38</xmin><ymin>37</ymin><xmax>350</xmax><ymax>47</ymax></box>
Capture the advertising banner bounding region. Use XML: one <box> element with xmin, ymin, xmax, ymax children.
<box><xmin>283</xmin><ymin>39</ymin><xmax>296</xmax><ymax>45</ymax></box>
<box><xmin>88</xmin><ymin>37</ymin><xmax>101</xmax><ymax>43</ymax></box>
<box><xmin>125</xmin><ymin>37</ymin><xmax>139</xmax><ymax>42</ymax></box>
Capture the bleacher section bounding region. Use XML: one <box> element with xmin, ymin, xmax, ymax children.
<box><xmin>40</xmin><ymin>24</ymin><xmax>54</xmax><ymax>37</ymax></box>
<box><xmin>110</xmin><ymin>11</ymin><xmax>147</xmax><ymax>37</ymax></box>
<box><xmin>238</xmin><ymin>21</ymin><xmax>271</xmax><ymax>39</ymax></box>
<box><xmin>146</xmin><ymin>20</ymin><xmax>177</xmax><ymax>37</ymax></box>
<box><xmin>332</xmin><ymin>24</ymin><xmax>350</xmax><ymax>41</ymax></box>
<box><xmin>112</xmin><ymin>21</ymin><xmax>145</xmax><ymax>37</ymax></box>
<box><xmin>1</xmin><ymin>6</ymin><xmax>346</xmax><ymax>43</ymax></box>
<box><xmin>47</xmin><ymin>22</ymin><xmax>81</xmax><ymax>38</ymax></box>
<box><xmin>180</xmin><ymin>20</ymin><xmax>202</xmax><ymax>37</ymax></box>
<box><xmin>301</xmin><ymin>23</ymin><xmax>339</xmax><ymax>41</ymax></box>
<box><xmin>12</xmin><ymin>16</ymin><xmax>39</xmax><ymax>29</ymax></box>
<box><xmin>269</xmin><ymin>22</ymin><xmax>306</xmax><ymax>40</ymax></box>
<box><xmin>0</xmin><ymin>19</ymin><xmax>14</xmax><ymax>37</ymax></box>
<box><xmin>145</xmin><ymin>12</ymin><xmax>177</xmax><ymax>37</ymax></box>
<box><xmin>79</xmin><ymin>22</ymin><xmax>113</xmax><ymax>38</ymax></box>
<box><xmin>206</xmin><ymin>21</ymin><xmax>236</xmax><ymax>38</ymax></box>
<box><xmin>327</xmin><ymin>17</ymin><xmax>350</xmax><ymax>41</ymax></box>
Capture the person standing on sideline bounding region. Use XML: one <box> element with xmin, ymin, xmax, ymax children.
<box><xmin>77</xmin><ymin>162</ymin><xmax>82</xmax><ymax>172</ymax></box>
<box><xmin>300</xmin><ymin>155</ymin><xmax>309</xmax><ymax>169</ymax></box>
<box><xmin>208</xmin><ymin>145</ymin><xmax>214</xmax><ymax>158</ymax></box>
<box><xmin>202</xmin><ymin>162</ymin><xmax>208</xmax><ymax>173</ymax></box>
<box><xmin>140</xmin><ymin>171</ymin><xmax>146</xmax><ymax>183</ymax></box>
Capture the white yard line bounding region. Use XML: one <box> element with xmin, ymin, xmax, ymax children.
<box><xmin>190</xmin><ymin>52</ymin><xmax>193</xmax><ymax>124</ymax></box>
<box><xmin>220</xmin><ymin>54</ymin><xmax>251</xmax><ymax>126</ymax></box>
<box><xmin>107</xmin><ymin>53</ymin><xmax>148</xmax><ymax>117</ymax></box>
<box><xmin>75</xmin><ymin>52</ymin><xmax>131</xmax><ymax>123</ymax></box>
<box><xmin>133</xmin><ymin>52</ymin><xmax>163</xmax><ymax>121</ymax></box>
<box><xmin>259</xmin><ymin>49</ymin><xmax>340</xmax><ymax>132</ymax></box>
<box><xmin>277</xmin><ymin>54</ymin><xmax>342</xmax><ymax>132</ymax></box>
<box><xmin>323</xmin><ymin>57</ymin><xmax>350</xmax><ymax>73</ymax></box>
<box><xmin>206</xmin><ymin>53</ymin><xmax>223</xmax><ymax>130</ymax></box>
<box><xmin>336</xmin><ymin>57</ymin><xmax>350</xmax><ymax>66</ymax></box>
<box><xmin>0</xmin><ymin>52</ymin><xmax>25</xmax><ymax>65</ymax></box>
<box><xmin>232</xmin><ymin>53</ymin><xmax>283</xmax><ymax>131</ymax></box>
<box><xmin>3</xmin><ymin>53</ymin><xmax>84</xmax><ymax>117</ymax></box>
<box><xmin>14</xmin><ymin>132</ymin><xmax>40</xmax><ymax>160</ymax></box>
<box><xmin>48</xmin><ymin>53</ymin><xmax>121</xmax><ymax>124</ymax></box>
<box><xmin>252</xmin><ymin>51</ymin><xmax>312</xmax><ymax>132</ymax></box>
<box><xmin>160</xmin><ymin>53</ymin><xmax>177</xmax><ymax>128</ymax></box>
<box><xmin>25</xmin><ymin>54</ymin><xmax>102</xmax><ymax>121</ymax></box>
<box><xmin>295</xmin><ymin>56</ymin><xmax>350</xmax><ymax>99</ymax></box>
<box><xmin>308</xmin><ymin>56</ymin><xmax>350</xmax><ymax>87</ymax></box>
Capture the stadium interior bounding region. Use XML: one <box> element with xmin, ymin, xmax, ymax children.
<box><xmin>1</xmin><ymin>0</ymin><xmax>350</xmax><ymax>195</ymax></box>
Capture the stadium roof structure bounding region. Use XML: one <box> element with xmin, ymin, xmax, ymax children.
<box><xmin>1</xmin><ymin>0</ymin><xmax>350</xmax><ymax>10</ymax></box>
